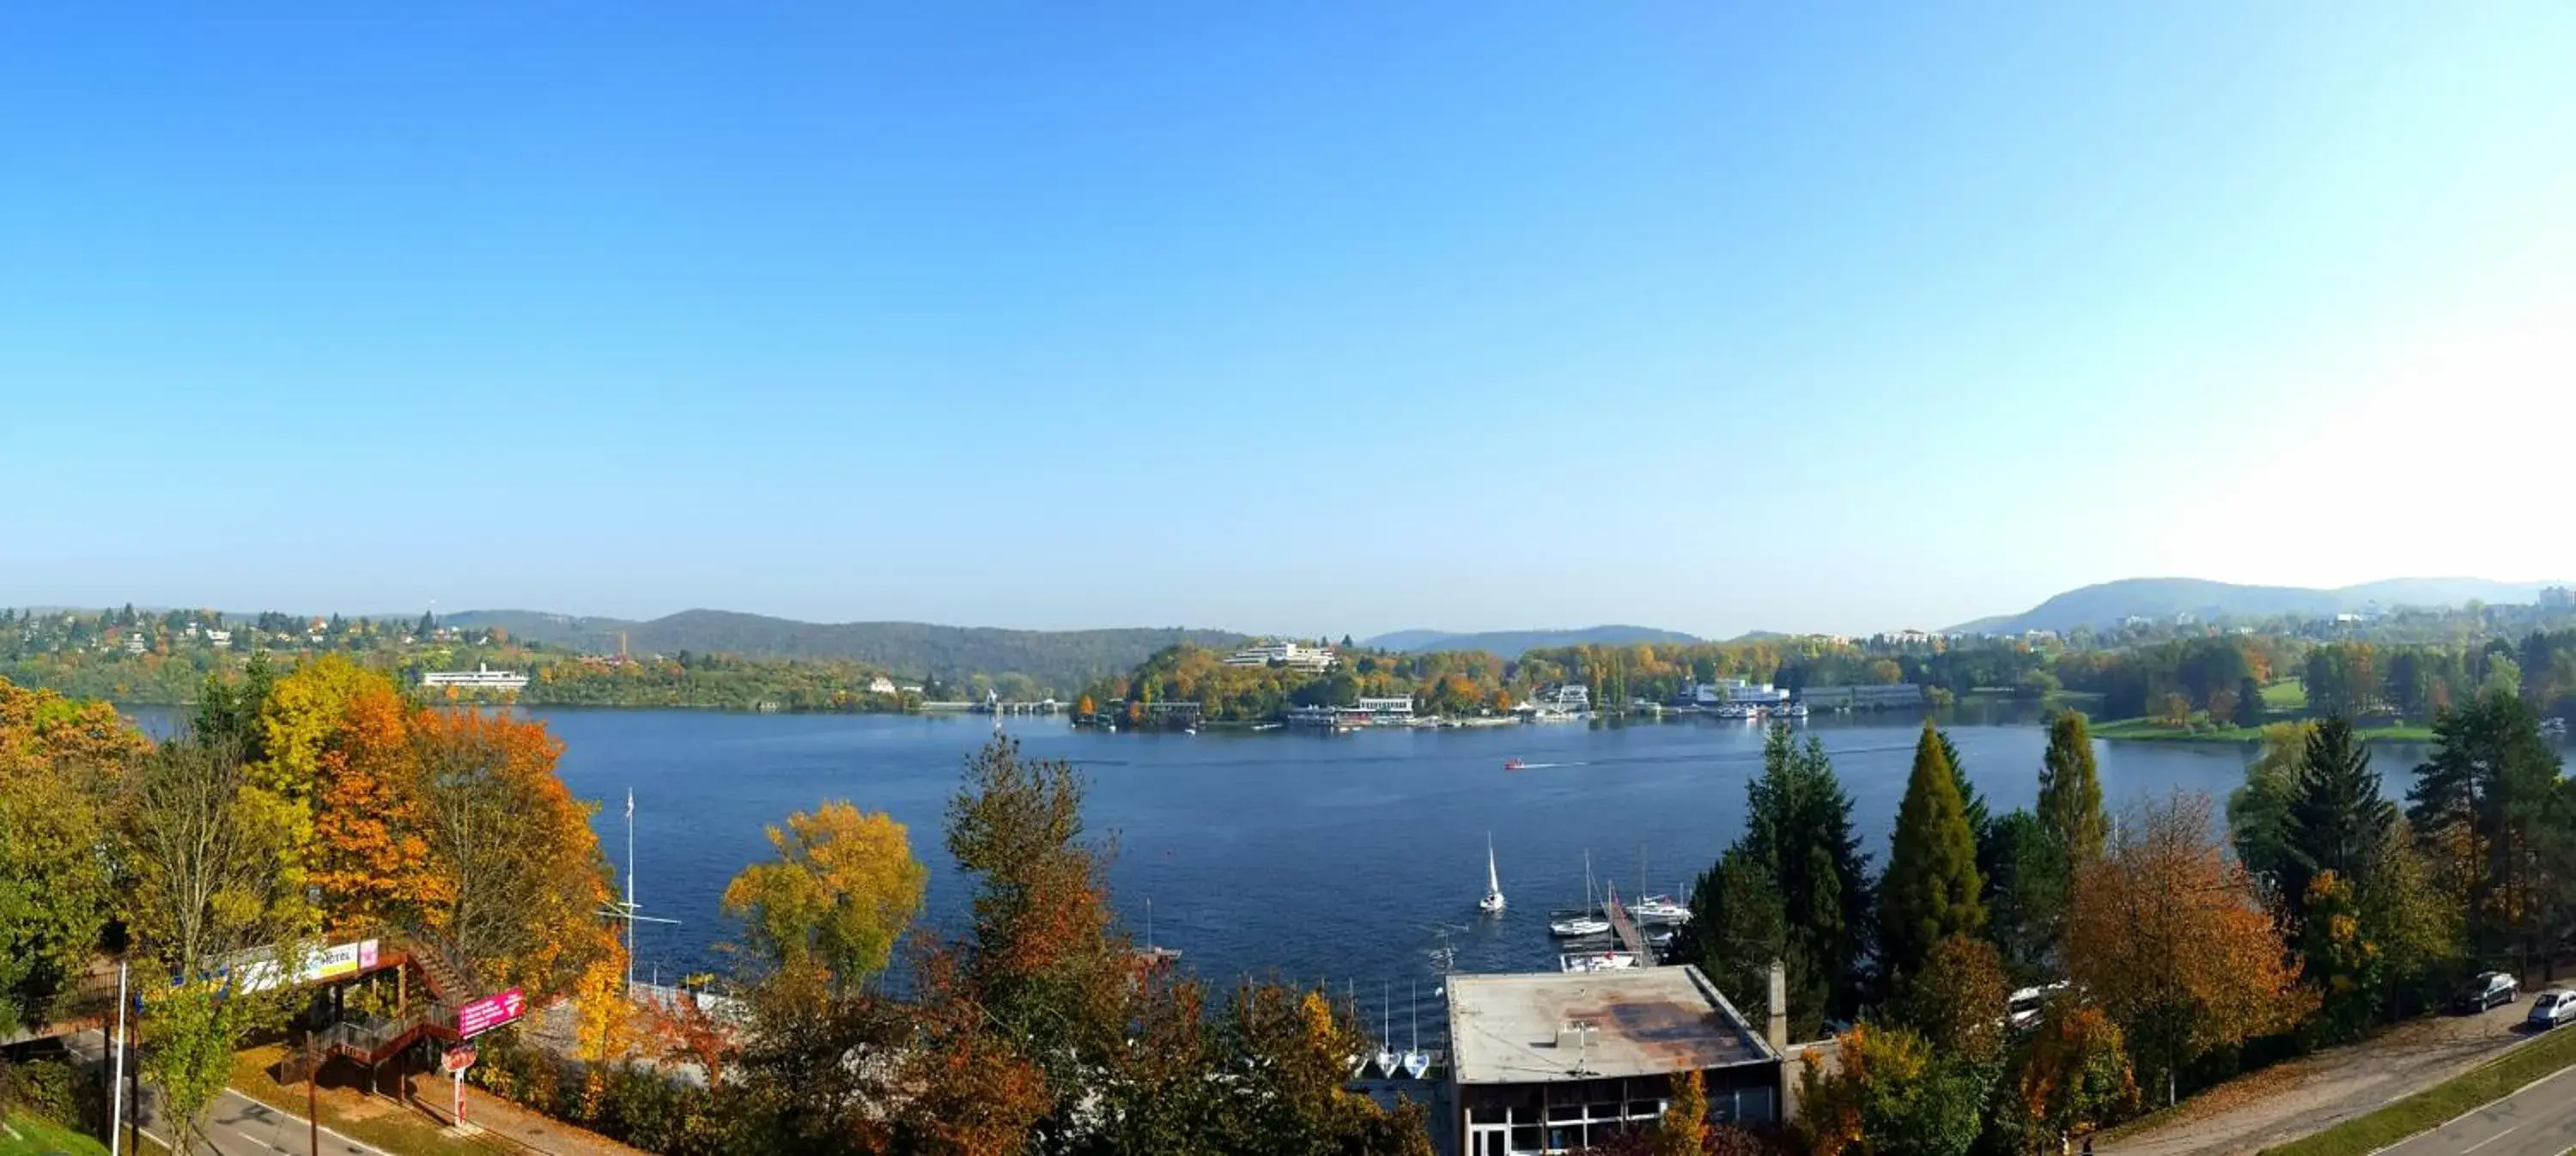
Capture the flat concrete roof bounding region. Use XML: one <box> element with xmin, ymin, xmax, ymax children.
<box><xmin>1445</xmin><ymin>964</ymin><xmax>1777</xmax><ymax>1086</ymax></box>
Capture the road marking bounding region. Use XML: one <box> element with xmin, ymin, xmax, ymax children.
<box><xmin>2462</xmin><ymin>1125</ymin><xmax>2518</xmax><ymax>1153</ymax></box>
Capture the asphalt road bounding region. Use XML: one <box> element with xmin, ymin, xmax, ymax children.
<box><xmin>2383</xmin><ymin>1062</ymin><xmax>2576</xmax><ymax>1156</ymax></box>
<box><xmin>61</xmin><ymin>1030</ymin><xmax>389</xmax><ymax>1156</ymax></box>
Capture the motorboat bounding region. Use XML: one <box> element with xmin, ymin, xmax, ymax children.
<box><xmin>1503</xmin><ymin>757</ymin><xmax>1526</xmax><ymax>770</ymax></box>
<box><xmin>1627</xmin><ymin>895</ymin><xmax>1693</xmax><ymax>924</ymax></box>
<box><xmin>1560</xmin><ymin>952</ymin><xmax>1638</xmax><ymax>973</ymax></box>
<box><xmin>1478</xmin><ymin>834</ymin><xmax>1507</xmax><ymax>914</ymax></box>
<box><xmin>1549</xmin><ymin>913</ymin><xmax>1611</xmax><ymax>938</ymax></box>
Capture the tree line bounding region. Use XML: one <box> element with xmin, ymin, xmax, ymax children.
<box><xmin>1681</xmin><ymin>684</ymin><xmax>2568</xmax><ymax>1154</ymax></box>
<box><xmin>0</xmin><ymin>655</ymin><xmax>621</xmax><ymax>1150</ymax></box>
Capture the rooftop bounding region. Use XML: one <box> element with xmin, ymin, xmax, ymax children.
<box><xmin>1445</xmin><ymin>964</ymin><xmax>1777</xmax><ymax>1086</ymax></box>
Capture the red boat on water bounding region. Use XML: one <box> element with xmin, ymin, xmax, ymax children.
<box><xmin>1503</xmin><ymin>758</ymin><xmax>1526</xmax><ymax>771</ymax></box>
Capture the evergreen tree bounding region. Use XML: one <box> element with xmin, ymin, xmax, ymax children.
<box><xmin>1979</xmin><ymin>808</ymin><xmax>2068</xmax><ymax>982</ymax></box>
<box><xmin>1881</xmin><ymin>720</ymin><xmax>1988</xmax><ymax>987</ymax></box>
<box><xmin>2409</xmin><ymin>689</ymin><xmax>2567</xmax><ymax>964</ymax></box>
<box><xmin>2038</xmin><ymin>710</ymin><xmax>2108</xmax><ymax>862</ymax></box>
<box><xmin>1684</xmin><ymin>847</ymin><xmax>1795</xmax><ymax>1025</ymax></box>
<box><xmin>1705</xmin><ymin>725</ymin><xmax>1874</xmax><ymax>1026</ymax></box>
<box><xmin>1938</xmin><ymin>729</ymin><xmax>1991</xmax><ymax>849</ymax></box>
<box><xmin>2280</xmin><ymin>716</ymin><xmax>2395</xmax><ymax>918</ymax></box>
<box><xmin>2234</xmin><ymin>676</ymin><xmax>2265</xmax><ymax>728</ymax></box>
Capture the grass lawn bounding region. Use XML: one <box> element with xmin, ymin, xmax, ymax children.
<box><xmin>2092</xmin><ymin>714</ymin><xmax>2433</xmax><ymax>745</ymax></box>
<box><xmin>2262</xmin><ymin>678</ymin><xmax>2309</xmax><ymax>710</ymax></box>
<box><xmin>2260</xmin><ymin>1025</ymin><xmax>2576</xmax><ymax>1155</ymax></box>
<box><xmin>231</xmin><ymin>1045</ymin><xmax>504</xmax><ymax>1156</ymax></box>
<box><xmin>0</xmin><ymin>1113</ymin><xmax>110</xmax><ymax>1156</ymax></box>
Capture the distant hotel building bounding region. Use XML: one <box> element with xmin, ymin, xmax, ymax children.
<box><xmin>1796</xmin><ymin>684</ymin><xmax>1925</xmax><ymax>710</ymax></box>
<box><xmin>421</xmin><ymin>663</ymin><xmax>531</xmax><ymax>692</ymax></box>
<box><xmin>1224</xmin><ymin>641</ymin><xmax>1338</xmax><ymax>672</ymax></box>
<box><xmin>1688</xmin><ymin>678</ymin><xmax>1788</xmax><ymax>709</ymax></box>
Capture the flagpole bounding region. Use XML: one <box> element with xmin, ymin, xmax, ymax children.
<box><xmin>625</xmin><ymin>788</ymin><xmax>635</xmax><ymax>996</ymax></box>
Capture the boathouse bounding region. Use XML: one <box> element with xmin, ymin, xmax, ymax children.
<box><xmin>1445</xmin><ymin>964</ymin><xmax>1783</xmax><ymax>1156</ymax></box>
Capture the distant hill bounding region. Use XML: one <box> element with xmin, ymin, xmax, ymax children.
<box><xmin>1951</xmin><ymin>577</ymin><xmax>2564</xmax><ymax>636</ymax></box>
<box><xmin>442</xmin><ymin>609</ymin><xmax>1247</xmax><ymax>696</ymax></box>
<box><xmin>1360</xmin><ymin>625</ymin><xmax>1700</xmax><ymax>655</ymax></box>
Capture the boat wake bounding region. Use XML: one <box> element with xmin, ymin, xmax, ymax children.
<box><xmin>1507</xmin><ymin>760</ymin><xmax>1587</xmax><ymax>771</ymax></box>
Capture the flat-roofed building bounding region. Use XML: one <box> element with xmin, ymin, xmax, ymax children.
<box><xmin>1795</xmin><ymin>684</ymin><xmax>1924</xmax><ymax>710</ymax></box>
<box><xmin>1446</xmin><ymin>965</ymin><xmax>1783</xmax><ymax>1155</ymax></box>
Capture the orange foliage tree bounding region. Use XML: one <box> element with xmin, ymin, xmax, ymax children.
<box><xmin>410</xmin><ymin>705</ymin><xmax>620</xmax><ymax>1002</ymax></box>
<box><xmin>2065</xmin><ymin>792</ymin><xmax>2312</xmax><ymax>1106</ymax></box>
<box><xmin>307</xmin><ymin>684</ymin><xmax>447</xmax><ymax>934</ymax></box>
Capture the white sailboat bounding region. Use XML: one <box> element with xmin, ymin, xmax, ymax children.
<box><xmin>1373</xmin><ymin>981</ymin><xmax>1398</xmax><ymax>1079</ymax></box>
<box><xmin>1400</xmin><ymin>981</ymin><xmax>1431</xmax><ymax>1080</ymax></box>
<box><xmin>1478</xmin><ymin>833</ymin><xmax>1506</xmax><ymax>914</ymax></box>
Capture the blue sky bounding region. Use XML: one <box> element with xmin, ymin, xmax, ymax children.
<box><xmin>3</xmin><ymin>3</ymin><xmax>2570</xmax><ymax>637</ymax></box>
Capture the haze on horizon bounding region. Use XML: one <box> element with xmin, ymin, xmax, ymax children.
<box><xmin>4</xmin><ymin>4</ymin><xmax>2571</xmax><ymax>640</ymax></box>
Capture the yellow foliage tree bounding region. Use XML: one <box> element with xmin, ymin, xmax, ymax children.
<box><xmin>722</xmin><ymin>800</ymin><xmax>927</xmax><ymax>989</ymax></box>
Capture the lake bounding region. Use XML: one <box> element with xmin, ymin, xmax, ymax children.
<box><xmin>519</xmin><ymin>709</ymin><xmax>2309</xmax><ymax>995</ymax></box>
<box><xmin>122</xmin><ymin>703</ymin><xmax>2493</xmax><ymax>1045</ymax></box>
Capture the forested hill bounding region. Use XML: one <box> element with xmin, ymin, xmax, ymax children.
<box><xmin>1953</xmin><ymin>576</ymin><xmax>2562</xmax><ymax>636</ymax></box>
<box><xmin>445</xmin><ymin>608</ymin><xmax>1247</xmax><ymax>695</ymax></box>
<box><xmin>1362</xmin><ymin>624</ymin><xmax>1699</xmax><ymax>654</ymax></box>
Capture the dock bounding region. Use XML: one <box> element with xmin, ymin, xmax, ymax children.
<box><xmin>1603</xmin><ymin>883</ymin><xmax>1656</xmax><ymax>964</ymax></box>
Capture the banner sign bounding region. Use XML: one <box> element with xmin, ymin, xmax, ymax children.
<box><xmin>457</xmin><ymin>989</ymin><xmax>527</xmax><ymax>1038</ymax></box>
<box><xmin>220</xmin><ymin>938</ymin><xmax>383</xmax><ymax>995</ymax></box>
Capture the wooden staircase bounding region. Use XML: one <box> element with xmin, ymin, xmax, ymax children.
<box><xmin>293</xmin><ymin>935</ymin><xmax>486</xmax><ymax>1071</ymax></box>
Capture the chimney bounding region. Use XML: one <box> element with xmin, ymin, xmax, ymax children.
<box><xmin>1766</xmin><ymin>958</ymin><xmax>1789</xmax><ymax>1054</ymax></box>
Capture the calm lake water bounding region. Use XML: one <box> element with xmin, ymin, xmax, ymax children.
<box><xmin>521</xmin><ymin>709</ymin><xmax>2303</xmax><ymax>994</ymax></box>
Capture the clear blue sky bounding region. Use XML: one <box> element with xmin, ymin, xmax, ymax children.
<box><xmin>5</xmin><ymin>3</ymin><xmax>2571</xmax><ymax>638</ymax></box>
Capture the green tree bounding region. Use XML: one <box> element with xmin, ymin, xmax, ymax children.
<box><xmin>2037</xmin><ymin>712</ymin><xmax>2107</xmax><ymax>862</ymax></box>
<box><xmin>1978</xmin><ymin>809</ymin><xmax>2068</xmax><ymax>982</ymax></box>
<box><xmin>142</xmin><ymin>981</ymin><xmax>272</xmax><ymax>1153</ymax></box>
<box><xmin>2281</xmin><ymin>717</ymin><xmax>2397</xmax><ymax>918</ymax></box>
<box><xmin>2003</xmin><ymin>1002</ymin><xmax>2138</xmax><ymax>1154</ymax></box>
<box><xmin>1799</xmin><ymin>1022</ymin><xmax>1983</xmax><ymax>1156</ymax></box>
<box><xmin>1723</xmin><ymin>726</ymin><xmax>1874</xmax><ymax>1028</ymax></box>
<box><xmin>1881</xmin><ymin>721</ymin><xmax>1986</xmax><ymax>987</ymax></box>
<box><xmin>2227</xmin><ymin>721</ymin><xmax>2317</xmax><ymax>895</ymax></box>
<box><xmin>1684</xmin><ymin>847</ymin><xmax>1789</xmax><ymax>1018</ymax></box>
<box><xmin>2233</xmin><ymin>676</ymin><xmax>2265</xmax><ymax>728</ymax></box>
<box><xmin>721</xmin><ymin>800</ymin><xmax>928</xmax><ymax>989</ymax></box>
<box><xmin>0</xmin><ymin>760</ymin><xmax>113</xmax><ymax>1031</ymax></box>
<box><xmin>2407</xmin><ymin>688</ymin><xmax>2567</xmax><ymax>968</ymax></box>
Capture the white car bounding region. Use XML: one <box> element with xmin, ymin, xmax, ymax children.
<box><xmin>2529</xmin><ymin>989</ymin><xmax>2576</xmax><ymax>1029</ymax></box>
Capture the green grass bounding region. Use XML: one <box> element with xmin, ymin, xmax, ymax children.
<box><xmin>2262</xmin><ymin>678</ymin><xmax>2309</xmax><ymax>709</ymax></box>
<box><xmin>2260</xmin><ymin>1025</ymin><xmax>2576</xmax><ymax>1155</ymax></box>
<box><xmin>2092</xmin><ymin>715</ymin><xmax>2433</xmax><ymax>745</ymax></box>
<box><xmin>0</xmin><ymin>1113</ymin><xmax>111</xmax><ymax>1156</ymax></box>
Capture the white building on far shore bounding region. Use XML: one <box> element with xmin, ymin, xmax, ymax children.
<box><xmin>1224</xmin><ymin>641</ymin><xmax>1337</xmax><ymax>671</ymax></box>
<box><xmin>421</xmin><ymin>663</ymin><xmax>531</xmax><ymax>692</ymax></box>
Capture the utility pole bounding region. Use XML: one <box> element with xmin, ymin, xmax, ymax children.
<box><xmin>108</xmin><ymin>959</ymin><xmax>125</xmax><ymax>1156</ymax></box>
<box><xmin>307</xmin><ymin>1034</ymin><xmax>319</xmax><ymax>1156</ymax></box>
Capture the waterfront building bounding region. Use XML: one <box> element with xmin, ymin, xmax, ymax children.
<box><xmin>1224</xmin><ymin>640</ymin><xmax>1339</xmax><ymax>671</ymax></box>
<box><xmin>420</xmin><ymin>663</ymin><xmax>532</xmax><ymax>691</ymax></box>
<box><xmin>867</xmin><ymin>675</ymin><xmax>898</xmax><ymax>695</ymax></box>
<box><xmin>1446</xmin><ymin>965</ymin><xmax>1783</xmax><ymax>1154</ymax></box>
<box><xmin>1795</xmin><ymin>684</ymin><xmax>1924</xmax><ymax>710</ymax></box>
<box><xmin>1687</xmin><ymin>679</ymin><xmax>1789</xmax><ymax>709</ymax></box>
<box><xmin>1536</xmin><ymin>684</ymin><xmax>1590</xmax><ymax>713</ymax></box>
<box><xmin>1358</xmin><ymin>696</ymin><xmax>1416</xmax><ymax>722</ymax></box>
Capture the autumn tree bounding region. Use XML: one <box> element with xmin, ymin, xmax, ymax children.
<box><xmin>2004</xmin><ymin>1002</ymin><xmax>2137</xmax><ymax>1154</ymax></box>
<box><xmin>308</xmin><ymin>683</ymin><xmax>446</xmax><ymax>934</ymax></box>
<box><xmin>721</xmin><ymin>800</ymin><xmax>928</xmax><ymax>988</ymax></box>
<box><xmin>1797</xmin><ymin>1022</ymin><xmax>1981</xmax><ymax>1156</ymax></box>
<box><xmin>0</xmin><ymin>678</ymin><xmax>144</xmax><ymax>1031</ymax></box>
<box><xmin>1893</xmin><ymin>935</ymin><xmax>2010</xmax><ymax>1068</ymax></box>
<box><xmin>411</xmin><ymin>706</ymin><xmax>620</xmax><ymax>1002</ymax></box>
<box><xmin>1880</xmin><ymin>721</ymin><xmax>1985</xmax><ymax>988</ymax></box>
<box><xmin>122</xmin><ymin>733</ymin><xmax>313</xmax><ymax>1144</ymax></box>
<box><xmin>941</xmin><ymin>737</ymin><xmax>1133</xmax><ymax>1146</ymax></box>
<box><xmin>2037</xmin><ymin>712</ymin><xmax>2107</xmax><ymax>862</ymax></box>
<box><xmin>2064</xmin><ymin>793</ymin><xmax>2311</xmax><ymax>1105</ymax></box>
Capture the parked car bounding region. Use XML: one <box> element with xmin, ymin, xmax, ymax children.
<box><xmin>2530</xmin><ymin>989</ymin><xmax>2576</xmax><ymax>1029</ymax></box>
<box><xmin>2456</xmin><ymin>970</ymin><xmax>2520</xmax><ymax>1013</ymax></box>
